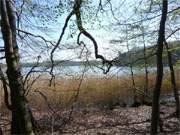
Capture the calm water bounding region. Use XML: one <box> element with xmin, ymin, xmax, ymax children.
<box><xmin>21</xmin><ymin>65</ymin><xmax>161</xmax><ymax>78</ymax></box>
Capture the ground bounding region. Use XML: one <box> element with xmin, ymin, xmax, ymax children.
<box><xmin>35</xmin><ymin>101</ymin><xmax>180</xmax><ymax>135</ymax></box>
<box><xmin>0</xmin><ymin>99</ymin><xmax>180</xmax><ymax>134</ymax></box>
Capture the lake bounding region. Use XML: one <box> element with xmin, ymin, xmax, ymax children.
<box><xmin>21</xmin><ymin>65</ymin><xmax>165</xmax><ymax>78</ymax></box>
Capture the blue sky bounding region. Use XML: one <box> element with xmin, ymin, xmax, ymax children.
<box><xmin>1</xmin><ymin>0</ymin><xmax>179</xmax><ymax>63</ymax></box>
<box><xmin>17</xmin><ymin>0</ymin><xmax>145</xmax><ymax>62</ymax></box>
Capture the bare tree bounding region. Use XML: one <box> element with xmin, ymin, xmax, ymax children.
<box><xmin>0</xmin><ymin>0</ymin><xmax>34</xmax><ymax>134</ymax></box>
<box><xmin>151</xmin><ymin>0</ymin><xmax>168</xmax><ymax>134</ymax></box>
<box><xmin>141</xmin><ymin>25</ymin><xmax>149</xmax><ymax>97</ymax></box>
<box><xmin>164</xmin><ymin>40</ymin><xmax>180</xmax><ymax>118</ymax></box>
<box><xmin>124</xmin><ymin>23</ymin><xmax>138</xmax><ymax>106</ymax></box>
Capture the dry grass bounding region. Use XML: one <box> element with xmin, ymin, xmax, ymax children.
<box><xmin>26</xmin><ymin>71</ymin><xmax>180</xmax><ymax>110</ymax></box>
<box><xmin>0</xmin><ymin>70</ymin><xmax>180</xmax><ymax>111</ymax></box>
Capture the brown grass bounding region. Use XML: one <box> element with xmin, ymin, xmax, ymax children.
<box><xmin>27</xmin><ymin>71</ymin><xmax>180</xmax><ymax>110</ymax></box>
<box><xmin>0</xmin><ymin>70</ymin><xmax>180</xmax><ymax>111</ymax></box>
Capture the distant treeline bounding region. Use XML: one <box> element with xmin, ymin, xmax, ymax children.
<box><xmin>11</xmin><ymin>41</ymin><xmax>180</xmax><ymax>68</ymax></box>
<box><xmin>115</xmin><ymin>41</ymin><xmax>180</xmax><ymax>67</ymax></box>
<box><xmin>21</xmin><ymin>60</ymin><xmax>101</xmax><ymax>67</ymax></box>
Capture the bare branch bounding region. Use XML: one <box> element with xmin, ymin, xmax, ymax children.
<box><xmin>166</xmin><ymin>28</ymin><xmax>180</xmax><ymax>40</ymax></box>
<box><xmin>23</xmin><ymin>56</ymin><xmax>40</xmax><ymax>86</ymax></box>
<box><xmin>75</xmin><ymin>0</ymin><xmax>115</xmax><ymax>74</ymax></box>
<box><xmin>0</xmin><ymin>67</ymin><xmax>11</xmax><ymax>110</ymax></box>
<box><xmin>49</xmin><ymin>10</ymin><xmax>75</xmax><ymax>86</ymax></box>
<box><xmin>115</xmin><ymin>6</ymin><xmax>180</xmax><ymax>26</ymax></box>
<box><xmin>17</xmin><ymin>28</ymin><xmax>55</xmax><ymax>46</ymax></box>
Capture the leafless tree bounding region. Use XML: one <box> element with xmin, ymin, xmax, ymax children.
<box><xmin>164</xmin><ymin>40</ymin><xmax>180</xmax><ymax>118</ymax></box>
<box><xmin>0</xmin><ymin>0</ymin><xmax>34</xmax><ymax>134</ymax></box>
<box><xmin>151</xmin><ymin>0</ymin><xmax>168</xmax><ymax>134</ymax></box>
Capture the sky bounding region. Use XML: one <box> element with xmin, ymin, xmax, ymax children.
<box><xmin>17</xmin><ymin>0</ymin><xmax>144</xmax><ymax>62</ymax></box>
<box><xmin>1</xmin><ymin>0</ymin><xmax>180</xmax><ymax>63</ymax></box>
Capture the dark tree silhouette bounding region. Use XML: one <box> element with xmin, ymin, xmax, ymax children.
<box><xmin>0</xmin><ymin>0</ymin><xmax>34</xmax><ymax>134</ymax></box>
<box><xmin>151</xmin><ymin>0</ymin><xmax>168</xmax><ymax>134</ymax></box>
<box><xmin>164</xmin><ymin>40</ymin><xmax>180</xmax><ymax>118</ymax></box>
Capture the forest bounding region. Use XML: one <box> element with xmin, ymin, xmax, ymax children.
<box><xmin>0</xmin><ymin>0</ymin><xmax>180</xmax><ymax>134</ymax></box>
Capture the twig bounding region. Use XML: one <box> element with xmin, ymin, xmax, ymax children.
<box><xmin>49</xmin><ymin>10</ymin><xmax>75</xmax><ymax>86</ymax></box>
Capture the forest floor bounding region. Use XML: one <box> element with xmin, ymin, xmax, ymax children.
<box><xmin>33</xmin><ymin>98</ymin><xmax>179</xmax><ymax>135</ymax></box>
<box><xmin>0</xmin><ymin>99</ymin><xmax>180</xmax><ymax>134</ymax></box>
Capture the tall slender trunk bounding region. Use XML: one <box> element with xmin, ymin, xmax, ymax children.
<box><xmin>142</xmin><ymin>27</ymin><xmax>149</xmax><ymax>96</ymax></box>
<box><xmin>130</xmin><ymin>63</ymin><xmax>137</xmax><ymax>104</ymax></box>
<box><xmin>0</xmin><ymin>0</ymin><xmax>34</xmax><ymax>134</ymax></box>
<box><xmin>125</xmin><ymin>24</ymin><xmax>137</xmax><ymax>105</ymax></box>
<box><xmin>164</xmin><ymin>41</ymin><xmax>180</xmax><ymax>118</ymax></box>
<box><xmin>151</xmin><ymin>0</ymin><xmax>168</xmax><ymax>134</ymax></box>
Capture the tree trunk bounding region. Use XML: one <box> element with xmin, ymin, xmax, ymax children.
<box><xmin>142</xmin><ymin>27</ymin><xmax>149</xmax><ymax>96</ymax></box>
<box><xmin>0</xmin><ymin>0</ymin><xmax>34</xmax><ymax>134</ymax></box>
<box><xmin>0</xmin><ymin>67</ymin><xmax>11</xmax><ymax>110</ymax></box>
<box><xmin>125</xmin><ymin>23</ymin><xmax>138</xmax><ymax>106</ymax></box>
<box><xmin>164</xmin><ymin>40</ymin><xmax>180</xmax><ymax>118</ymax></box>
<box><xmin>150</xmin><ymin>0</ymin><xmax>168</xmax><ymax>134</ymax></box>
